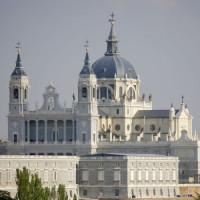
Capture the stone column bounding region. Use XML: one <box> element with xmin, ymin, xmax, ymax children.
<box><xmin>27</xmin><ymin>120</ymin><xmax>30</xmax><ymax>142</ymax></box>
<box><xmin>72</xmin><ymin>120</ymin><xmax>75</xmax><ymax>142</ymax></box>
<box><xmin>36</xmin><ymin>120</ymin><xmax>38</xmax><ymax>142</ymax></box>
<box><xmin>64</xmin><ymin>120</ymin><xmax>66</xmax><ymax>142</ymax></box>
<box><xmin>54</xmin><ymin>120</ymin><xmax>57</xmax><ymax>142</ymax></box>
<box><xmin>45</xmin><ymin>120</ymin><xmax>47</xmax><ymax>143</ymax></box>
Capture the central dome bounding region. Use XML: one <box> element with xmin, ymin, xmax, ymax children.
<box><xmin>91</xmin><ymin>16</ymin><xmax>137</xmax><ymax>79</ymax></box>
<box><xmin>92</xmin><ymin>55</ymin><xmax>137</xmax><ymax>79</ymax></box>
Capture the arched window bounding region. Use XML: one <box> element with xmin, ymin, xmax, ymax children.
<box><xmin>127</xmin><ymin>87</ymin><xmax>135</xmax><ymax>100</ymax></box>
<box><xmin>48</xmin><ymin>97</ymin><xmax>54</xmax><ymax>110</ymax></box>
<box><xmin>93</xmin><ymin>88</ymin><xmax>95</xmax><ymax>98</ymax></box>
<box><xmin>14</xmin><ymin>133</ymin><xmax>18</xmax><ymax>143</ymax></box>
<box><xmin>13</xmin><ymin>88</ymin><xmax>18</xmax><ymax>99</ymax></box>
<box><xmin>119</xmin><ymin>87</ymin><xmax>122</xmax><ymax>98</ymax></box>
<box><xmin>100</xmin><ymin>87</ymin><xmax>107</xmax><ymax>99</ymax></box>
<box><xmin>24</xmin><ymin>89</ymin><xmax>27</xmax><ymax>99</ymax></box>
<box><xmin>97</xmin><ymin>87</ymin><xmax>112</xmax><ymax>100</ymax></box>
<box><xmin>82</xmin><ymin>87</ymin><xmax>87</xmax><ymax>98</ymax></box>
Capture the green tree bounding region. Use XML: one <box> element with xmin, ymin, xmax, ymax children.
<box><xmin>195</xmin><ymin>192</ymin><xmax>200</xmax><ymax>200</ymax></box>
<box><xmin>49</xmin><ymin>185</ymin><xmax>56</xmax><ymax>200</ymax></box>
<box><xmin>57</xmin><ymin>184</ymin><xmax>68</xmax><ymax>200</ymax></box>
<box><xmin>43</xmin><ymin>187</ymin><xmax>50</xmax><ymax>200</ymax></box>
<box><xmin>29</xmin><ymin>173</ymin><xmax>45</xmax><ymax>200</ymax></box>
<box><xmin>15</xmin><ymin>167</ymin><xmax>31</xmax><ymax>200</ymax></box>
<box><xmin>0</xmin><ymin>190</ymin><xmax>14</xmax><ymax>200</ymax></box>
<box><xmin>15</xmin><ymin>167</ymin><xmax>71</xmax><ymax>200</ymax></box>
<box><xmin>73</xmin><ymin>194</ymin><xmax>77</xmax><ymax>200</ymax></box>
<box><xmin>15</xmin><ymin>167</ymin><xmax>45</xmax><ymax>200</ymax></box>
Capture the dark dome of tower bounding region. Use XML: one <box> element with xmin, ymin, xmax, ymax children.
<box><xmin>91</xmin><ymin>14</ymin><xmax>137</xmax><ymax>79</ymax></box>
<box><xmin>92</xmin><ymin>55</ymin><xmax>137</xmax><ymax>79</ymax></box>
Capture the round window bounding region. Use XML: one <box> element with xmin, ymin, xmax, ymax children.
<box><xmin>135</xmin><ymin>125</ymin><xmax>140</xmax><ymax>131</ymax></box>
<box><xmin>127</xmin><ymin>125</ymin><xmax>130</xmax><ymax>130</ymax></box>
<box><xmin>150</xmin><ymin>124</ymin><xmax>156</xmax><ymax>131</ymax></box>
<box><xmin>115</xmin><ymin>124</ymin><xmax>120</xmax><ymax>131</ymax></box>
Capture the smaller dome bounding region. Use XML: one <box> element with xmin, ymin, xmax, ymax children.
<box><xmin>92</xmin><ymin>55</ymin><xmax>137</xmax><ymax>79</ymax></box>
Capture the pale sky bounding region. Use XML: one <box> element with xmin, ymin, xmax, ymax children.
<box><xmin>0</xmin><ymin>0</ymin><xmax>200</xmax><ymax>138</ymax></box>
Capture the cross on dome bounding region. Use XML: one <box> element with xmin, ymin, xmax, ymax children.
<box><xmin>109</xmin><ymin>12</ymin><xmax>116</xmax><ymax>24</ymax></box>
<box><xmin>84</xmin><ymin>40</ymin><xmax>89</xmax><ymax>52</ymax></box>
<box><xmin>15</xmin><ymin>42</ymin><xmax>21</xmax><ymax>53</ymax></box>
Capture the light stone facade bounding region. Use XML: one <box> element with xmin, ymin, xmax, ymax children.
<box><xmin>78</xmin><ymin>154</ymin><xmax>179</xmax><ymax>199</ymax></box>
<box><xmin>2</xmin><ymin>15</ymin><xmax>200</xmax><ymax>185</ymax></box>
<box><xmin>0</xmin><ymin>155</ymin><xmax>79</xmax><ymax>198</ymax></box>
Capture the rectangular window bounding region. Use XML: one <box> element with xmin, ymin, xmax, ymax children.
<box><xmin>7</xmin><ymin>171</ymin><xmax>11</xmax><ymax>182</ymax></box>
<box><xmin>0</xmin><ymin>172</ymin><xmax>1</xmax><ymax>183</ymax></box>
<box><xmin>70</xmin><ymin>190</ymin><xmax>72</xmax><ymax>197</ymax></box>
<box><xmin>166</xmin><ymin>170</ymin><xmax>170</xmax><ymax>181</ymax></box>
<box><xmin>93</xmin><ymin>134</ymin><xmax>95</xmax><ymax>142</ymax></box>
<box><xmin>130</xmin><ymin>170</ymin><xmax>134</xmax><ymax>181</ymax></box>
<box><xmin>44</xmin><ymin>170</ymin><xmax>48</xmax><ymax>182</ymax></box>
<box><xmin>99</xmin><ymin>189</ymin><xmax>103</xmax><ymax>197</ymax></box>
<box><xmin>69</xmin><ymin>171</ymin><xmax>72</xmax><ymax>181</ymax></box>
<box><xmin>82</xmin><ymin>170</ymin><xmax>88</xmax><ymax>181</ymax></box>
<box><xmin>14</xmin><ymin>134</ymin><xmax>17</xmax><ymax>143</ymax></box>
<box><xmin>138</xmin><ymin>170</ymin><xmax>142</xmax><ymax>181</ymax></box>
<box><xmin>98</xmin><ymin>170</ymin><xmax>104</xmax><ymax>181</ymax></box>
<box><xmin>114</xmin><ymin>170</ymin><xmax>120</xmax><ymax>181</ymax></box>
<box><xmin>116</xmin><ymin>109</ymin><xmax>119</xmax><ymax>114</ymax></box>
<box><xmin>53</xmin><ymin>170</ymin><xmax>57</xmax><ymax>182</ymax></box>
<box><xmin>159</xmin><ymin>170</ymin><xmax>163</xmax><ymax>181</ymax></box>
<box><xmin>82</xmin><ymin>133</ymin><xmax>86</xmax><ymax>142</ymax></box>
<box><xmin>115</xmin><ymin>189</ymin><xmax>119</xmax><ymax>196</ymax></box>
<box><xmin>83</xmin><ymin>189</ymin><xmax>87</xmax><ymax>196</ymax></box>
<box><xmin>145</xmin><ymin>170</ymin><xmax>149</xmax><ymax>181</ymax></box>
<box><xmin>173</xmin><ymin>170</ymin><xmax>176</xmax><ymax>181</ymax></box>
<box><xmin>152</xmin><ymin>170</ymin><xmax>156</xmax><ymax>181</ymax></box>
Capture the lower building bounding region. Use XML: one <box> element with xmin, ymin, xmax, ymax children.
<box><xmin>0</xmin><ymin>155</ymin><xmax>79</xmax><ymax>198</ymax></box>
<box><xmin>78</xmin><ymin>154</ymin><xmax>179</xmax><ymax>199</ymax></box>
<box><xmin>0</xmin><ymin>154</ymin><xmax>179</xmax><ymax>199</ymax></box>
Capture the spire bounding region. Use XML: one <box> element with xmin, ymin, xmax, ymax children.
<box><xmin>11</xmin><ymin>42</ymin><xmax>27</xmax><ymax>76</ymax></box>
<box><xmin>84</xmin><ymin>40</ymin><xmax>90</xmax><ymax>66</ymax></box>
<box><xmin>80</xmin><ymin>40</ymin><xmax>93</xmax><ymax>75</ymax></box>
<box><xmin>105</xmin><ymin>12</ymin><xmax>119</xmax><ymax>56</ymax></box>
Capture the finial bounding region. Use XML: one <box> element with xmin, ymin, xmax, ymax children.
<box><xmin>84</xmin><ymin>40</ymin><xmax>89</xmax><ymax>52</ymax></box>
<box><xmin>171</xmin><ymin>103</ymin><xmax>173</xmax><ymax>108</ymax></box>
<box><xmin>15</xmin><ymin>42</ymin><xmax>21</xmax><ymax>53</ymax></box>
<box><xmin>109</xmin><ymin>12</ymin><xmax>116</xmax><ymax>25</ymax></box>
<box><xmin>182</xmin><ymin>95</ymin><xmax>184</xmax><ymax>103</ymax></box>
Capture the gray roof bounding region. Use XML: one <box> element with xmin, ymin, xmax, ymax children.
<box><xmin>81</xmin><ymin>153</ymin><xmax>172</xmax><ymax>158</ymax></box>
<box><xmin>92</xmin><ymin>55</ymin><xmax>137</xmax><ymax>79</ymax></box>
<box><xmin>80</xmin><ymin>51</ymin><xmax>94</xmax><ymax>75</ymax></box>
<box><xmin>11</xmin><ymin>54</ymin><xmax>27</xmax><ymax>76</ymax></box>
<box><xmin>134</xmin><ymin>110</ymin><xmax>179</xmax><ymax>118</ymax></box>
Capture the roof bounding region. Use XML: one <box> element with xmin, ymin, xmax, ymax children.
<box><xmin>134</xmin><ymin>110</ymin><xmax>179</xmax><ymax>118</ymax></box>
<box><xmin>92</xmin><ymin>55</ymin><xmax>137</xmax><ymax>79</ymax></box>
<box><xmin>11</xmin><ymin>53</ymin><xmax>27</xmax><ymax>76</ymax></box>
<box><xmin>80</xmin><ymin>153</ymin><xmax>176</xmax><ymax>159</ymax></box>
<box><xmin>11</xmin><ymin>67</ymin><xmax>27</xmax><ymax>76</ymax></box>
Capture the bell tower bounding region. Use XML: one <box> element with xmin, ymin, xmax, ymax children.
<box><xmin>8</xmin><ymin>45</ymin><xmax>29</xmax><ymax>142</ymax></box>
<box><xmin>9</xmin><ymin>47</ymin><xmax>29</xmax><ymax>114</ymax></box>
<box><xmin>76</xmin><ymin>44</ymin><xmax>99</xmax><ymax>154</ymax></box>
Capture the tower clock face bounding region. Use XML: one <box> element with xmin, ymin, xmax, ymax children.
<box><xmin>14</xmin><ymin>89</ymin><xmax>18</xmax><ymax>99</ymax></box>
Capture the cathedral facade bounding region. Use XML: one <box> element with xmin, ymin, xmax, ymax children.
<box><xmin>6</xmin><ymin>16</ymin><xmax>200</xmax><ymax>183</ymax></box>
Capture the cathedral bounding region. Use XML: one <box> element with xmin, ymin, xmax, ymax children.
<box><xmin>6</xmin><ymin>14</ymin><xmax>200</xmax><ymax>183</ymax></box>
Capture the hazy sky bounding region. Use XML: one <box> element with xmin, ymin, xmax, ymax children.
<box><xmin>0</xmin><ymin>0</ymin><xmax>200</xmax><ymax>139</ymax></box>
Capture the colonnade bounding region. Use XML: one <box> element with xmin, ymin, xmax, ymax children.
<box><xmin>25</xmin><ymin>120</ymin><xmax>76</xmax><ymax>143</ymax></box>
